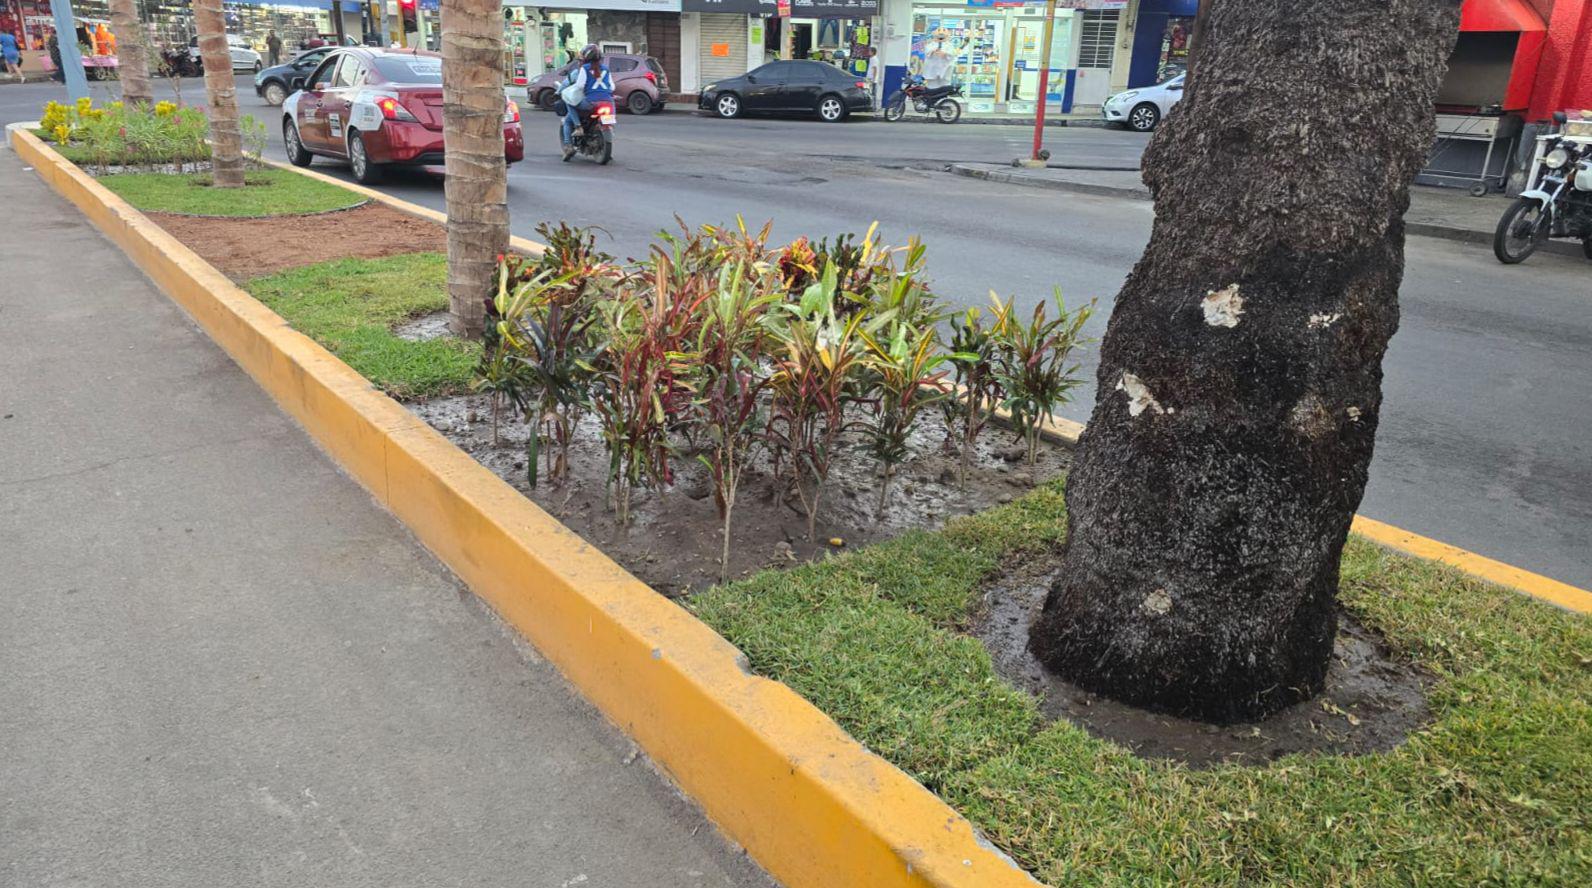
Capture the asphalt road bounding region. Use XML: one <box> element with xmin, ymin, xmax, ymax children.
<box><xmin>4</xmin><ymin>76</ymin><xmax>1588</xmax><ymax>590</ymax></box>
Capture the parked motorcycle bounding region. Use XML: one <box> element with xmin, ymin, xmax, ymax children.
<box><xmin>157</xmin><ymin>45</ymin><xmax>202</xmax><ymax>78</ymax></box>
<box><xmin>558</xmin><ymin>99</ymin><xmax>615</xmax><ymax>165</ymax></box>
<box><xmin>1494</xmin><ymin>111</ymin><xmax>1592</xmax><ymax>264</ymax></box>
<box><xmin>883</xmin><ymin>75</ymin><xmax>963</xmax><ymax>124</ymax></box>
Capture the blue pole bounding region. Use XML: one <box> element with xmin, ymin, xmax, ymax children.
<box><xmin>49</xmin><ymin>0</ymin><xmax>91</xmax><ymax>101</ymax></box>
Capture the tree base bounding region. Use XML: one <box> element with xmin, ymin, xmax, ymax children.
<box><xmin>1030</xmin><ymin>561</ymin><xmax>1338</xmax><ymax>724</ymax></box>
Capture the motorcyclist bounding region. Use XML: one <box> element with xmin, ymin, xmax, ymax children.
<box><xmin>560</xmin><ymin>44</ymin><xmax>614</xmax><ymax>161</ymax></box>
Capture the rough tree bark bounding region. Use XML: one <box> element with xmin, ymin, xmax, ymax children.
<box><xmin>108</xmin><ymin>0</ymin><xmax>152</xmax><ymax>108</ymax></box>
<box><xmin>193</xmin><ymin>0</ymin><xmax>245</xmax><ymax>187</ymax></box>
<box><xmin>1029</xmin><ymin>0</ymin><xmax>1461</xmax><ymax>724</ymax></box>
<box><xmin>441</xmin><ymin>0</ymin><xmax>510</xmax><ymax>339</ymax></box>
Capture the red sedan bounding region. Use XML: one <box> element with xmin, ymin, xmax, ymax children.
<box><xmin>282</xmin><ymin>47</ymin><xmax>523</xmax><ymax>184</ymax></box>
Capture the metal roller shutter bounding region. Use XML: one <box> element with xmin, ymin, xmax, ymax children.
<box><xmin>699</xmin><ymin>13</ymin><xmax>748</xmax><ymax>85</ymax></box>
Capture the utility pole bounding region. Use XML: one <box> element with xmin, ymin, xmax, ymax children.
<box><xmin>331</xmin><ymin>1</ymin><xmax>347</xmax><ymax>46</ymax></box>
<box><xmin>49</xmin><ymin>0</ymin><xmax>90</xmax><ymax>100</ymax></box>
<box><xmin>1025</xmin><ymin>0</ymin><xmax>1058</xmax><ymax>166</ymax></box>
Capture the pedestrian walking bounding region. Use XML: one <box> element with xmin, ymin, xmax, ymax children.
<box><xmin>1</xmin><ymin>30</ymin><xmax>23</xmax><ymax>82</ymax></box>
<box><xmin>266</xmin><ymin>29</ymin><xmax>281</xmax><ymax>66</ymax></box>
<box><xmin>46</xmin><ymin>32</ymin><xmax>63</xmax><ymax>82</ymax></box>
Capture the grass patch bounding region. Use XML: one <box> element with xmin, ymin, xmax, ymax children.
<box><xmin>245</xmin><ymin>252</ymin><xmax>477</xmax><ymax>399</ymax></box>
<box><xmin>693</xmin><ymin>482</ymin><xmax>1591</xmax><ymax>885</ymax></box>
<box><xmin>97</xmin><ymin>169</ymin><xmax>364</xmax><ymax>217</ymax></box>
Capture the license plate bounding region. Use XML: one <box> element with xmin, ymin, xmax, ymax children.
<box><xmin>600</xmin><ymin>113</ymin><xmax>616</xmax><ymax>125</ymax></box>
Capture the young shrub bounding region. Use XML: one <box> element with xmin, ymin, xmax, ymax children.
<box><xmin>765</xmin><ymin>263</ymin><xmax>880</xmax><ymax>541</ymax></box>
<box><xmin>945</xmin><ymin>298</ymin><xmax>1012</xmax><ymax>485</ymax></box>
<box><xmin>589</xmin><ymin>250</ymin><xmax>706</xmax><ymax>525</ymax></box>
<box><xmin>860</xmin><ymin>319</ymin><xmax>957</xmax><ymax>517</ymax></box>
<box><xmin>993</xmin><ymin>290</ymin><xmax>1095</xmax><ymax>465</ymax></box>
<box><xmin>687</xmin><ymin>260</ymin><xmax>779</xmax><ymax>582</ymax></box>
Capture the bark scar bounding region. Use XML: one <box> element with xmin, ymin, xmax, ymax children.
<box><xmin>1202</xmin><ymin>284</ymin><xmax>1244</xmax><ymax>328</ymax></box>
<box><xmin>1117</xmin><ymin>373</ymin><xmax>1166</xmax><ymax>417</ymax></box>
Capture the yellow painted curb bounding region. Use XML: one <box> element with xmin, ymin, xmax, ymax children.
<box><xmin>10</xmin><ymin>126</ymin><xmax>1043</xmax><ymax>888</ymax></box>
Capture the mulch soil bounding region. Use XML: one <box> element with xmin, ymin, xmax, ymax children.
<box><xmin>148</xmin><ymin>203</ymin><xmax>446</xmax><ymax>280</ymax></box>
<box><xmin>976</xmin><ymin>560</ymin><xmax>1432</xmax><ymax>767</ymax></box>
<box><xmin>411</xmin><ymin>393</ymin><xmax>1070</xmax><ymax>597</ymax></box>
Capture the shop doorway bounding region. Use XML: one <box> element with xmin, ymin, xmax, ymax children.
<box><xmin>1071</xmin><ymin>8</ymin><xmax>1117</xmax><ymax>106</ymax></box>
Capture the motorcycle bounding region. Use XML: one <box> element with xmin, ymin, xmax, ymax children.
<box><xmin>558</xmin><ymin>99</ymin><xmax>615</xmax><ymax>165</ymax></box>
<box><xmin>1494</xmin><ymin>110</ymin><xmax>1592</xmax><ymax>264</ymax></box>
<box><xmin>157</xmin><ymin>45</ymin><xmax>202</xmax><ymax>78</ymax></box>
<box><xmin>883</xmin><ymin>75</ymin><xmax>963</xmax><ymax>124</ymax></box>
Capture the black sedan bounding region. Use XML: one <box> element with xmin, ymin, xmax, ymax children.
<box><xmin>700</xmin><ymin>61</ymin><xmax>872</xmax><ymax>123</ymax></box>
<box><xmin>254</xmin><ymin>47</ymin><xmax>335</xmax><ymax>106</ymax></box>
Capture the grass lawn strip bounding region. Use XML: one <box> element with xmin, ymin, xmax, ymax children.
<box><xmin>98</xmin><ymin>169</ymin><xmax>365</xmax><ymax>217</ymax></box>
<box><xmin>245</xmin><ymin>252</ymin><xmax>477</xmax><ymax>399</ymax></box>
<box><xmin>692</xmin><ymin>482</ymin><xmax>1590</xmax><ymax>885</ymax></box>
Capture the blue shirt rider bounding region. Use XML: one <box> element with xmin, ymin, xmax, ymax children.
<box><xmin>561</xmin><ymin>44</ymin><xmax>614</xmax><ymax>160</ymax></box>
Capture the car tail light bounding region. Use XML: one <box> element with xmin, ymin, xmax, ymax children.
<box><xmin>643</xmin><ymin>70</ymin><xmax>656</xmax><ymax>83</ymax></box>
<box><xmin>375</xmin><ymin>96</ymin><xmax>417</xmax><ymax>122</ymax></box>
<box><xmin>504</xmin><ymin>99</ymin><xmax>520</xmax><ymax>123</ymax></box>
<box><xmin>855</xmin><ymin>81</ymin><xmax>869</xmax><ymax>90</ymax></box>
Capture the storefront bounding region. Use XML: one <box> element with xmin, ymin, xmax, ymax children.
<box><xmin>1126</xmin><ymin>0</ymin><xmax>1195</xmax><ymax>88</ymax></box>
<box><xmin>676</xmin><ymin>0</ymin><xmax>873</xmax><ymax>94</ymax></box>
<box><xmin>888</xmin><ymin>1</ymin><xmax>1120</xmax><ymax>116</ymax></box>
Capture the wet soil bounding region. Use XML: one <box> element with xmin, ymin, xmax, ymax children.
<box><xmin>976</xmin><ymin>562</ymin><xmax>1432</xmax><ymax>768</ymax></box>
<box><xmin>394</xmin><ymin>310</ymin><xmax>452</xmax><ymax>341</ymax></box>
<box><xmin>409</xmin><ymin>393</ymin><xmax>1069</xmax><ymax>596</ymax></box>
<box><xmin>148</xmin><ymin>203</ymin><xmax>446</xmax><ymax>280</ymax></box>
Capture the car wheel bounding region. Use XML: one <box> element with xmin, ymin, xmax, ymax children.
<box><xmin>817</xmin><ymin>94</ymin><xmax>846</xmax><ymax>123</ymax></box>
<box><xmin>1128</xmin><ymin>102</ymin><xmax>1160</xmax><ymax>132</ymax></box>
<box><xmin>348</xmin><ymin>131</ymin><xmax>383</xmax><ymax>185</ymax></box>
<box><xmin>283</xmin><ymin>119</ymin><xmax>313</xmax><ymax>167</ymax></box>
<box><xmin>536</xmin><ymin>88</ymin><xmax>558</xmax><ymax>112</ymax></box>
<box><xmin>627</xmin><ymin>90</ymin><xmax>654</xmax><ymax>115</ymax></box>
<box><xmin>715</xmin><ymin>93</ymin><xmax>741</xmax><ymax>119</ymax></box>
<box><xmin>262</xmin><ymin>81</ymin><xmax>287</xmax><ymax>106</ymax></box>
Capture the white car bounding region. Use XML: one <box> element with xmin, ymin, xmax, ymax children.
<box><xmin>1102</xmin><ymin>72</ymin><xmax>1184</xmax><ymax>132</ymax></box>
<box><xmin>188</xmin><ymin>35</ymin><xmax>263</xmax><ymax>73</ymax></box>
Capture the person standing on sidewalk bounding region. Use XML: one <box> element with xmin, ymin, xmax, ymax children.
<box><xmin>1</xmin><ymin>29</ymin><xmax>23</xmax><ymax>82</ymax></box>
<box><xmin>266</xmin><ymin>30</ymin><xmax>281</xmax><ymax>66</ymax></box>
<box><xmin>46</xmin><ymin>31</ymin><xmax>63</xmax><ymax>82</ymax></box>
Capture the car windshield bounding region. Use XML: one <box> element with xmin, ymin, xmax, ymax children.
<box><xmin>372</xmin><ymin>55</ymin><xmax>442</xmax><ymax>84</ymax></box>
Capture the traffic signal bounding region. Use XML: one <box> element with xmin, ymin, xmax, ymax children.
<box><xmin>400</xmin><ymin>0</ymin><xmax>418</xmax><ymax>33</ymax></box>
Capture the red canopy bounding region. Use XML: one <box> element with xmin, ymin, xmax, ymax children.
<box><xmin>1460</xmin><ymin>0</ymin><xmax>1548</xmax><ymax>111</ymax></box>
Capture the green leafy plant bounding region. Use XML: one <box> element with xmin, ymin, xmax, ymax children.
<box><xmin>687</xmin><ymin>260</ymin><xmax>780</xmax><ymax>581</ymax></box>
<box><xmin>861</xmin><ymin>319</ymin><xmax>959</xmax><ymax>516</ymax></box>
<box><xmin>945</xmin><ymin>298</ymin><xmax>1012</xmax><ymax>485</ymax></box>
<box><xmin>993</xmin><ymin>290</ymin><xmax>1094</xmax><ymax>465</ymax></box>
<box><xmin>589</xmin><ymin>251</ymin><xmax>705</xmax><ymax>525</ymax></box>
<box><xmin>766</xmin><ymin>264</ymin><xmax>882</xmax><ymax>541</ymax></box>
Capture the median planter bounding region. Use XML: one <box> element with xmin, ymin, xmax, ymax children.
<box><xmin>15</xmin><ymin>124</ymin><xmax>1589</xmax><ymax>888</ymax></box>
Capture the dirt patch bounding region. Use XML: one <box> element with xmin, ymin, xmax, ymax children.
<box><xmin>394</xmin><ymin>310</ymin><xmax>452</xmax><ymax>342</ymax></box>
<box><xmin>976</xmin><ymin>562</ymin><xmax>1431</xmax><ymax>768</ymax></box>
<box><xmin>409</xmin><ymin>393</ymin><xmax>1068</xmax><ymax>596</ymax></box>
<box><xmin>148</xmin><ymin>203</ymin><xmax>446</xmax><ymax>280</ymax></box>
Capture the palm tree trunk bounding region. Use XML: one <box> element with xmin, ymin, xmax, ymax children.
<box><xmin>1028</xmin><ymin>0</ymin><xmax>1461</xmax><ymax>724</ymax></box>
<box><xmin>192</xmin><ymin>0</ymin><xmax>244</xmax><ymax>187</ymax></box>
<box><xmin>440</xmin><ymin>0</ymin><xmax>509</xmax><ymax>340</ymax></box>
<box><xmin>108</xmin><ymin>0</ymin><xmax>152</xmax><ymax>108</ymax></box>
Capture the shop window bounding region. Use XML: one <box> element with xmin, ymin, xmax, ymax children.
<box><xmin>1078</xmin><ymin>9</ymin><xmax>1118</xmax><ymax>69</ymax></box>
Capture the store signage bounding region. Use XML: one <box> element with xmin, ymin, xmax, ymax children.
<box><xmin>681</xmin><ymin>0</ymin><xmax>880</xmax><ymax>15</ymax></box>
<box><xmin>966</xmin><ymin>0</ymin><xmax>1126</xmax><ymax>7</ymax></box>
<box><xmin>569</xmin><ymin>0</ymin><xmax>683</xmax><ymax>11</ymax></box>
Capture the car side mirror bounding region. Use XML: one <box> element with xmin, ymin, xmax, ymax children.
<box><xmin>746</xmin><ymin>74</ymin><xmax>757</xmax><ymax>83</ymax></box>
<box><xmin>1167</xmin><ymin>85</ymin><xmax>1183</xmax><ymax>92</ymax></box>
<box><xmin>313</xmin><ymin>81</ymin><xmax>329</xmax><ymax>91</ymax></box>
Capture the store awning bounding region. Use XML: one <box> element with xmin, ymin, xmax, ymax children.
<box><xmin>1460</xmin><ymin>0</ymin><xmax>1547</xmax><ymax>32</ymax></box>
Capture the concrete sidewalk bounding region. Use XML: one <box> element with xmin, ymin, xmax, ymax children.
<box><xmin>0</xmin><ymin>150</ymin><xmax>772</xmax><ymax>886</ymax></box>
<box><xmin>946</xmin><ymin>161</ymin><xmax>1586</xmax><ymax>257</ymax></box>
